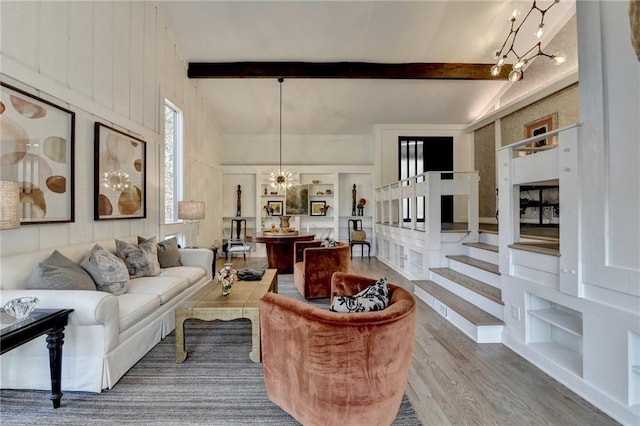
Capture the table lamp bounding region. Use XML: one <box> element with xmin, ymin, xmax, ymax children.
<box><xmin>178</xmin><ymin>201</ymin><xmax>205</xmax><ymax>248</ymax></box>
<box><xmin>0</xmin><ymin>180</ymin><xmax>20</xmax><ymax>230</ymax></box>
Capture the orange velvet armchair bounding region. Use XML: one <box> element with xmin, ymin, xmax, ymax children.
<box><xmin>260</xmin><ymin>272</ymin><xmax>416</xmax><ymax>426</ymax></box>
<box><xmin>292</xmin><ymin>240</ymin><xmax>351</xmax><ymax>299</ymax></box>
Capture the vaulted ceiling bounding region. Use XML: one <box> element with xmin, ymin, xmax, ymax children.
<box><xmin>162</xmin><ymin>1</ymin><xmax>575</xmax><ymax>136</ymax></box>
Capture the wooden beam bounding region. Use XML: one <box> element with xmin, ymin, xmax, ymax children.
<box><xmin>187</xmin><ymin>61</ymin><xmax>512</xmax><ymax>80</ymax></box>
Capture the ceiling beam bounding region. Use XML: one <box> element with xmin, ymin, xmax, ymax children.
<box><xmin>187</xmin><ymin>61</ymin><xmax>512</xmax><ymax>80</ymax></box>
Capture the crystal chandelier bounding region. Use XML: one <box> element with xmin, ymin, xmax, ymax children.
<box><xmin>490</xmin><ymin>0</ymin><xmax>567</xmax><ymax>82</ymax></box>
<box><xmin>269</xmin><ymin>78</ymin><xmax>294</xmax><ymax>191</ymax></box>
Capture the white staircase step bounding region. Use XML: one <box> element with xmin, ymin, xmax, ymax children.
<box><xmin>446</xmin><ymin>255</ymin><xmax>501</xmax><ymax>288</ymax></box>
<box><xmin>430</xmin><ymin>267</ymin><xmax>504</xmax><ymax>320</ymax></box>
<box><xmin>413</xmin><ymin>280</ymin><xmax>503</xmax><ymax>343</ymax></box>
<box><xmin>463</xmin><ymin>242</ymin><xmax>499</xmax><ymax>264</ymax></box>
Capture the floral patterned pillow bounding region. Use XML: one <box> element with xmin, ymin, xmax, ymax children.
<box><xmin>81</xmin><ymin>244</ymin><xmax>129</xmax><ymax>295</ymax></box>
<box><xmin>320</xmin><ymin>238</ymin><xmax>337</xmax><ymax>248</ymax></box>
<box><xmin>330</xmin><ymin>277</ymin><xmax>390</xmax><ymax>313</ymax></box>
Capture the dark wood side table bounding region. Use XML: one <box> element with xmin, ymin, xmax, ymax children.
<box><xmin>1</xmin><ymin>308</ymin><xmax>74</xmax><ymax>408</ymax></box>
<box><xmin>254</xmin><ymin>232</ymin><xmax>315</xmax><ymax>273</ymax></box>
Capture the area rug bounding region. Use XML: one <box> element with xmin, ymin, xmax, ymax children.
<box><xmin>0</xmin><ymin>275</ymin><xmax>422</xmax><ymax>425</ymax></box>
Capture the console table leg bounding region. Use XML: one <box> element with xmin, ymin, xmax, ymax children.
<box><xmin>46</xmin><ymin>329</ymin><xmax>65</xmax><ymax>408</ymax></box>
<box><xmin>175</xmin><ymin>311</ymin><xmax>188</xmax><ymax>363</ymax></box>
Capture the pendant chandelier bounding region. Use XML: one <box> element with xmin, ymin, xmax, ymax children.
<box><xmin>269</xmin><ymin>78</ymin><xmax>294</xmax><ymax>190</ymax></box>
<box><xmin>490</xmin><ymin>0</ymin><xmax>567</xmax><ymax>82</ymax></box>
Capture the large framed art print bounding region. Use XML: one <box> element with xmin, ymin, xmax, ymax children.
<box><xmin>0</xmin><ymin>82</ymin><xmax>75</xmax><ymax>224</ymax></box>
<box><xmin>94</xmin><ymin>122</ymin><xmax>146</xmax><ymax>220</ymax></box>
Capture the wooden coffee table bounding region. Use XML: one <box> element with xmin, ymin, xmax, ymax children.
<box><xmin>175</xmin><ymin>269</ymin><xmax>277</xmax><ymax>364</ymax></box>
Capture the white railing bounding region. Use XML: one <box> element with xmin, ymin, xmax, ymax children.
<box><xmin>497</xmin><ymin>124</ymin><xmax>580</xmax><ymax>296</ymax></box>
<box><xmin>375</xmin><ymin>171</ymin><xmax>480</xmax><ymax>245</ymax></box>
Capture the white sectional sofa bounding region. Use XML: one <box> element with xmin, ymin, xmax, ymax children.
<box><xmin>0</xmin><ymin>237</ymin><xmax>213</xmax><ymax>393</ymax></box>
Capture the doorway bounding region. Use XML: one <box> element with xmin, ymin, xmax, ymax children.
<box><xmin>399</xmin><ymin>136</ymin><xmax>454</xmax><ymax>223</ymax></box>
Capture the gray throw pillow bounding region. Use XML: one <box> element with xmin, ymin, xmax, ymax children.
<box><xmin>330</xmin><ymin>277</ymin><xmax>390</xmax><ymax>313</ymax></box>
<box><xmin>155</xmin><ymin>237</ymin><xmax>182</xmax><ymax>268</ymax></box>
<box><xmin>81</xmin><ymin>244</ymin><xmax>129</xmax><ymax>295</ymax></box>
<box><xmin>116</xmin><ymin>237</ymin><xmax>161</xmax><ymax>278</ymax></box>
<box><xmin>27</xmin><ymin>250</ymin><xmax>96</xmax><ymax>291</ymax></box>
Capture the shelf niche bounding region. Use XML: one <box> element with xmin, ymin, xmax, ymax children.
<box><xmin>526</xmin><ymin>293</ymin><xmax>583</xmax><ymax>377</ymax></box>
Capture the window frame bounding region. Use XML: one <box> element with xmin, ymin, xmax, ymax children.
<box><xmin>162</xmin><ymin>99</ymin><xmax>184</xmax><ymax>225</ymax></box>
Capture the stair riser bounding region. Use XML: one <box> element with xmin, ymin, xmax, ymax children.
<box><xmin>447</xmin><ymin>259</ymin><xmax>501</xmax><ymax>288</ymax></box>
<box><xmin>414</xmin><ymin>286</ymin><xmax>503</xmax><ymax>343</ymax></box>
<box><xmin>465</xmin><ymin>246</ymin><xmax>499</xmax><ymax>264</ymax></box>
<box><xmin>479</xmin><ymin>232</ymin><xmax>499</xmax><ymax>246</ymax></box>
<box><xmin>429</xmin><ymin>272</ymin><xmax>504</xmax><ymax>320</ymax></box>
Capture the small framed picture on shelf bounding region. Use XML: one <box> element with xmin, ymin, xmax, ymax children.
<box><xmin>310</xmin><ymin>200</ymin><xmax>326</xmax><ymax>216</ymax></box>
<box><xmin>267</xmin><ymin>200</ymin><xmax>283</xmax><ymax>216</ymax></box>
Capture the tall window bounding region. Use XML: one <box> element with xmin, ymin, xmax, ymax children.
<box><xmin>398</xmin><ymin>136</ymin><xmax>454</xmax><ymax>224</ymax></box>
<box><xmin>399</xmin><ymin>137</ymin><xmax>426</xmax><ymax>223</ymax></box>
<box><xmin>164</xmin><ymin>101</ymin><xmax>183</xmax><ymax>223</ymax></box>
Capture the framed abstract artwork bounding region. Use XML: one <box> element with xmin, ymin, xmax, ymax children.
<box><xmin>94</xmin><ymin>122</ymin><xmax>146</xmax><ymax>220</ymax></box>
<box><xmin>521</xmin><ymin>113</ymin><xmax>558</xmax><ymax>155</ymax></box>
<box><xmin>0</xmin><ymin>82</ymin><xmax>75</xmax><ymax>224</ymax></box>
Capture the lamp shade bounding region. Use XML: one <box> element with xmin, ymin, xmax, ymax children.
<box><xmin>178</xmin><ymin>201</ymin><xmax>205</xmax><ymax>220</ymax></box>
<box><xmin>0</xmin><ymin>181</ymin><xmax>20</xmax><ymax>230</ymax></box>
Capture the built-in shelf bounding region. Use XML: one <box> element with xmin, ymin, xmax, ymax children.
<box><xmin>528</xmin><ymin>308</ymin><xmax>583</xmax><ymax>337</ymax></box>
<box><xmin>528</xmin><ymin>341</ymin><xmax>583</xmax><ymax>376</ymax></box>
<box><xmin>527</xmin><ymin>294</ymin><xmax>583</xmax><ymax>377</ymax></box>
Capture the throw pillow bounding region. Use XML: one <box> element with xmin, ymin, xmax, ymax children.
<box><xmin>81</xmin><ymin>244</ymin><xmax>129</xmax><ymax>295</ymax></box>
<box><xmin>155</xmin><ymin>237</ymin><xmax>182</xmax><ymax>268</ymax></box>
<box><xmin>330</xmin><ymin>277</ymin><xmax>390</xmax><ymax>313</ymax></box>
<box><xmin>350</xmin><ymin>230</ymin><xmax>367</xmax><ymax>241</ymax></box>
<box><xmin>320</xmin><ymin>238</ymin><xmax>337</xmax><ymax>248</ymax></box>
<box><xmin>27</xmin><ymin>250</ymin><xmax>97</xmax><ymax>291</ymax></box>
<box><xmin>116</xmin><ymin>237</ymin><xmax>161</xmax><ymax>278</ymax></box>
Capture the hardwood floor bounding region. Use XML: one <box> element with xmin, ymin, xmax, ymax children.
<box><xmin>219</xmin><ymin>256</ymin><xmax>618</xmax><ymax>425</ymax></box>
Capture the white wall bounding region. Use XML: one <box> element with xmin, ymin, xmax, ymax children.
<box><xmin>222</xmin><ymin>134</ymin><xmax>372</xmax><ymax>166</ymax></box>
<box><xmin>0</xmin><ymin>1</ymin><xmax>223</xmax><ymax>255</ymax></box>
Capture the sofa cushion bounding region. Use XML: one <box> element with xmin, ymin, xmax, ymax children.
<box><xmin>160</xmin><ymin>266</ymin><xmax>206</xmax><ymax>286</ymax></box>
<box><xmin>330</xmin><ymin>277</ymin><xmax>390</xmax><ymax>313</ymax></box>
<box><xmin>117</xmin><ymin>293</ymin><xmax>161</xmax><ymax>332</ymax></box>
<box><xmin>116</xmin><ymin>237</ymin><xmax>161</xmax><ymax>278</ymax></box>
<box><xmin>155</xmin><ymin>237</ymin><xmax>182</xmax><ymax>268</ymax></box>
<box><xmin>127</xmin><ymin>275</ymin><xmax>189</xmax><ymax>304</ymax></box>
<box><xmin>27</xmin><ymin>250</ymin><xmax>96</xmax><ymax>291</ymax></box>
<box><xmin>81</xmin><ymin>245</ymin><xmax>129</xmax><ymax>295</ymax></box>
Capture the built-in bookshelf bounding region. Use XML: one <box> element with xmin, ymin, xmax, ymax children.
<box><xmin>527</xmin><ymin>294</ymin><xmax>583</xmax><ymax>377</ymax></box>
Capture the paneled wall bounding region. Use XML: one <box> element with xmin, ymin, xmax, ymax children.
<box><xmin>0</xmin><ymin>1</ymin><xmax>222</xmax><ymax>255</ymax></box>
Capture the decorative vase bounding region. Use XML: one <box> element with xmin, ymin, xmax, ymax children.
<box><xmin>280</xmin><ymin>215</ymin><xmax>291</xmax><ymax>229</ymax></box>
<box><xmin>221</xmin><ymin>263</ymin><xmax>234</xmax><ymax>296</ymax></box>
<box><xmin>222</xmin><ymin>278</ymin><xmax>233</xmax><ymax>296</ymax></box>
